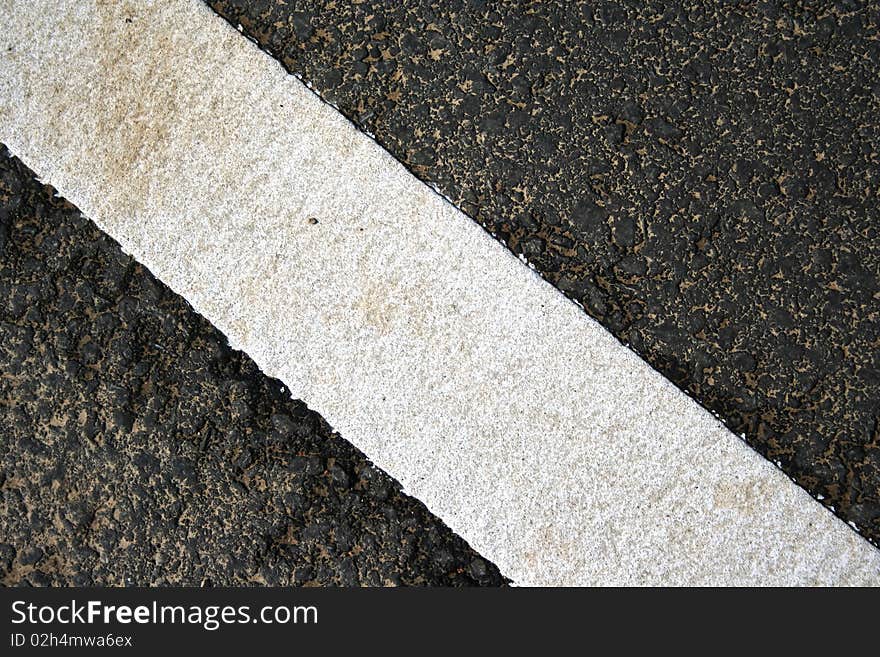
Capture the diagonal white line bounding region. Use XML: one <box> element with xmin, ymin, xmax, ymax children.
<box><xmin>2</xmin><ymin>0</ymin><xmax>878</xmax><ymax>585</ymax></box>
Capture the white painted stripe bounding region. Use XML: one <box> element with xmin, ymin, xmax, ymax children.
<box><xmin>2</xmin><ymin>0</ymin><xmax>878</xmax><ymax>585</ymax></box>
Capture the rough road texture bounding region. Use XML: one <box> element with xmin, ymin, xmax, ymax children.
<box><xmin>206</xmin><ymin>0</ymin><xmax>880</xmax><ymax>546</ymax></box>
<box><xmin>0</xmin><ymin>149</ymin><xmax>504</xmax><ymax>586</ymax></box>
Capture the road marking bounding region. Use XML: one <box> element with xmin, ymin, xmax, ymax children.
<box><xmin>2</xmin><ymin>0</ymin><xmax>878</xmax><ymax>584</ymax></box>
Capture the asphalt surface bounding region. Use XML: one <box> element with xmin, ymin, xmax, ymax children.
<box><xmin>0</xmin><ymin>148</ymin><xmax>505</xmax><ymax>586</ymax></box>
<box><xmin>206</xmin><ymin>0</ymin><xmax>880</xmax><ymax>545</ymax></box>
